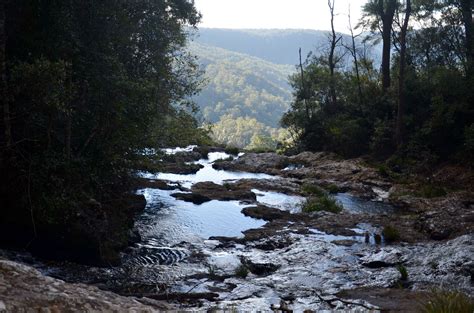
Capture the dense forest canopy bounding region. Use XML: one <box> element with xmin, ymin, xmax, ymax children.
<box><xmin>0</xmin><ymin>0</ymin><xmax>208</xmax><ymax>261</ymax></box>
<box><xmin>282</xmin><ymin>0</ymin><xmax>473</xmax><ymax>167</ymax></box>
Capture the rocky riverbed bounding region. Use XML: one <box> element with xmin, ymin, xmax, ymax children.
<box><xmin>1</xmin><ymin>147</ymin><xmax>473</xmax><ymax>311</ymax></box>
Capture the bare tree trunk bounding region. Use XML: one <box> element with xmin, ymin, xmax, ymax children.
<box><xmin>347</xmin><ymin>6</ymin><xmax>363</xmax><ymax>108</ymax></box>
<box><xmin>299</xmin><ymin>47</ymin><xmax>310</xmax><ymax>120</ymax></box>
<box><xmin>395</xmin><ymin>0</ymin><xmax>411</xmax><ymax>147</ymax></box>
<box><xmin>460</xmin><ymin>0</ymin><xmax>473</xmax><ymax>78</ymax></box>
<box><xmin>328</xmin><ymin>0</ymin><xmax>340</xmax><ymax>108</ymax></box>
<box><xmin>379</xmin><ymin>0</ymin><xmax>397</xmax><ymax>91</ymax></box>
<box><xmin>0</xmin><ymin>1</ymin><xmax>11</xmax><ymax>148</ymax></box>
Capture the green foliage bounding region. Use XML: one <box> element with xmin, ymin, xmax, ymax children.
<box><xmin>190</xmin><ymin>42</ymin><xmax>294</xmax><ymax>129</ymax></box>
<box><xmin>377</xmin><ymin>164</ymin><xmax>391</xmax><ymax>178</ymax></box>
<box><xmin>382</xmin><ymin>225</ymin><xmax>401</xmax><ymax>243</ymax></box>
<box><xmin>246</xmin><ymin>134</ymin><xmax>278</xmax><ymax>152</ymax></box>
<box><xmin>0</xmin><ymin>0</ymin><xmax>203</xmax><ymax>257</ymax></box>
<box><xmin>301</xmin><ymin>184</ymin><xmax>326</xmax><ymax>197</ymax></box>
<box><xmin>224</xmin><ymin>146</ymin><xmax>240</xmax><ymax>156</ymax></box>
<box><xmin>211</xmin><ymin>115</ymin><xmax>289</xmax><ymax>149</ymax></box>
<box><xmin>419</xmin><ymin>290</ymin><xmax>474</xmax><ymax>313</ymax></box>
<box><xmin>152</xmin><ymin>110</ymin><xmax>213</xmax><ymax>148</ymax></box>
<box><xmin>464</xmin><ymin>124</ymin><xmax>474</xmax><ymax>153</ymax></box>
<box><xmin>281</xmin><ymin>3</ymin><xmax>474</xmax><ymax>165</ymax></box>
<box><xmin>234</xmin><ymin>264</ymin><xmax>249</xmax><ymax>279</ymax></box>
<box><xmin>397</xmin><ymin>264</ymin><xmax>409</xmax><ymax>281</ymax></box>
<box><xmin>417</xmin><ymin>184</ymin><xmax>447</xmax><ymax>198</ymax></box>
<box><xmin>371</xmin><ymin>120</ymin><xmax>395</xmax><ymax>158</ymax></box>
<box><xmin>207</xmin><ymin>264</ymin><xmax>218</xmax><ymax>279</ymax></box>
<box><xmin>302</xmin><ymin>195</ymin><xmax>343</xmax><ymax>214</ymax></box>
<box><xmin>326</xmin><ymin>184</ymin><xmax>340</xmax><ymax>194</ymax></box>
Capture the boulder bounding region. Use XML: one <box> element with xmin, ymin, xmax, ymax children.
<box><xmin>171</xmin><ymin>193</ymin><xmax>212</xmax><ymax>205</ymax></box>
<box><xmin>361</xmin><ymin>248</ymin><xmax>404</xmax><ymax>268</ymax></box>
<box><xmin>172</xmin><ymin>182</ymin><xmax>257</xmax><ymax>204</ymax></box>
<box><xmin>242</xmin><ymin>206</ymin><xmax>292</xmax><ymax>222</ymax></box>
<box><xmin>213</xmin><ymin>152</ymin><xmax>289</xmax><ymax>174</ymax></box>
<box><xmin>240</xmin><ymin>257</ymin><xmax>281</xmax><ymax>276</ymax></box>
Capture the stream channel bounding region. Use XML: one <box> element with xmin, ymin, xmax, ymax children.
<box><xmin>6</xmin><ymin>147</ymin><xmax>473</xmax><ymax>311</ymax></box>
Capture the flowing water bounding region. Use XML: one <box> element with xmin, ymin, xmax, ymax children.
<box><xmin>8</xmin><ymin>146</ymin><xmax>432</xmax><ymax>311</ymax></box>
<box><xmin>128</xmin><ymin>148</ymin><xmax>396</xmax><ymax>270</ymax></box>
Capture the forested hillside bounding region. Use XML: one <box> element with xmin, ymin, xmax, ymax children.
<box><xmin>189</xmin><ymin>28</ymin><xmax>380</xmax><ymax>148</ymax></box>
<box><xmin>190</xmin><ymin>42</ymin><xmax>294</xmax><ymax>128</ymax></box>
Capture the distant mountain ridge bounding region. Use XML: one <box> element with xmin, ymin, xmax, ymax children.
<box><xmin>193</xmin><ymin>28</ymin><xmax>332</xmax><ymax>65</ymax></box>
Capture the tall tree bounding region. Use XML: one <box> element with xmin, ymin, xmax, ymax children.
<box><xmin>0</xmin><ymin>0</ymin><xmax>10</xmax><ymax>148</ymax></box>
<box><xmin>395</xmin><ymin>0</ymin><xmax>412</xmax><ymax>146</ymax></box>
<box><xmin>363</xmin><ymin>0</ymin><xmax>398</xmax><ymax>91</ymax></box>
<box><xmin>328</xmin><ymin>0</ymin><xmax>342</xmax><ymax>107</ymax></box>
<box><xmin>460</xmin><ymin>0</ymin><xmax>473</xmax><ymax>78</ymax></box>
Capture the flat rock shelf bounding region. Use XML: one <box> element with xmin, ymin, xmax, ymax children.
<box><xmin>1</xmin><ymin>147</ymin><xmax>473</xmax><ymax>311</ymax></box>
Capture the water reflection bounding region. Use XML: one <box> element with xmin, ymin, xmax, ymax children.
<box><xmin>335</xmin><ymin>193</ymin><xmax>394</xmax><ymax>214</ymax></box>
<box><xmin>136</xmin><ymin>188</ymin><xmax>265</xmax><ymax>245</ymax></box>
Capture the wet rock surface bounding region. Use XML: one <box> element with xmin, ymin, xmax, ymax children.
<box><xmin>232</xmin><ymin>178</ymin><xmax>302</xmax><ymax>195</ymax></box>
<box><xmin>159</xmin><ymin>162</ymin><xmax>203</xmax><ymax>174</ymax></box>
<box><xmin>212</xmin><ymin>152</ymin><xmax>289</xmax><ymax>174</ymax></box>
<box><xmin>2</xmin><ymin>148</ymin><xmax>473</xmax><ymax>311</ymax></box>
<box><xmin>170</xmin><ymin>181</ymin><xmax>258</xmax><ymax>204</ymax></box>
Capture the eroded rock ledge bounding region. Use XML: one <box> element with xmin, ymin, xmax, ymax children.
<box><xmin>0</xmin><ymin>259</ymin><xmax>171</xmax><ymax>312</ymax></box>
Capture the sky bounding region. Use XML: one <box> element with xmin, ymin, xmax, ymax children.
<box><xmin>194</xmin><ymin>0</ymin><xmax>368</xmax><ymax>33</ymax></box>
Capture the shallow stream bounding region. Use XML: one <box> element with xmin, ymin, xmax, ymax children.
<box><xmin>129</xmin><ymin>148</ymin><xmax>396</xmax><ymax>269</ymax></box>
<box><xmin>9</xmin><ymin>146</ymin><xmax>471</xmax><ymax>311</ymax></box>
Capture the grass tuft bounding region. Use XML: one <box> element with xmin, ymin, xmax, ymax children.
<box><xmin>397</xmin><ymin>264</ymin><xmax>408</xmax><ymax>281</ymax></box>
<box><xmin>302</xmin><ymin>194</ymin><xmax>343</xmax><ymax>214</ymax></box>
<box><xmin>234</xmin><ymin>264</ymin><xmax>249</xmax><ymax>278</ymax></box>
<box><xmin>419</xmin><ymin>290</ymin><xmax>474</xmax><ymax>313</ymax></box>
<box><xmin>301</xmin><ymin>183</ymin><xmax>326</xmax><ymax>197</ymax></box>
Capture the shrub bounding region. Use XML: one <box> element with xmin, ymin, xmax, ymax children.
<box><xmin>419</xmin><ymin>290</ymin><xmax>474</xmax><ymax>313</ymax></box>
<box><xmin>326</xmin><ymin>184</ymin><xmax>340</xmax><ymax>194</ymax></box>
<box><xmin>417</xmin><ymin>184</ymin><xmax>447</xmax><ymax>198</ymax></box>
<box><xmin>326</xmin><ymin>118</ymin><xmax>371</xmax><ymax>158</ymax></box>
<box><xmin>302</xmin><ymin>195</ymin><xmax>343</xmax><ymax>214</ymax></box>
<box><xmin>382</xmin><ymin>225</ymin><xmax>400</xmax><ymax>243</ymax></box>
<box><xmin>301</xmin><ymin>183</ymin><xmax>326</xmax><ymax>197</ymax></box>
<box><xmin>224</xmin><ymin>146</ymin><xmax>240</xmax><ymax>156</ymax></box>
<box><xmin>234</xmin><ymin>264</ymin><xmax>249</xmax><ymax>278</ymax></box>
<box><xmin>464</xmin><ymin>124</ymin><xmax>474</xmax><ymax>152</ymax></box>
<box><xmin>195</xmin><ymin>146</ymin><xmax>210</xmax><ymax>159</ymax></box>
<box><xmin>370</xmin><ymin>119</ymin><xmax>395</xmax><ymax>158</ymax></box>
<box><xmin>377</xmin><ymin>164</ymin><xmax>391</xmax><ymax>178</ymax></box>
